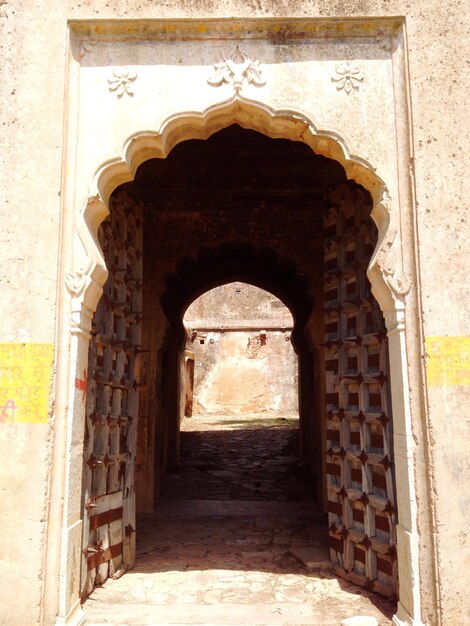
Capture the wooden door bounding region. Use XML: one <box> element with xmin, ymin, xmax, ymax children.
<box><xmin>323</xmin><ymin>184</ymin><xmax>397</xmax><ymax>597</ymax></box>
<box><xmin>81</xmin><ymin>192</ymin><xmax>143</xmax><ymax>596</ymax></box>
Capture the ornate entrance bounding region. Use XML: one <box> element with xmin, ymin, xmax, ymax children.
<box><xmin>52</xmin><ymin>49</ymin><xmax>426</xmax><ymax>622</ymax></box>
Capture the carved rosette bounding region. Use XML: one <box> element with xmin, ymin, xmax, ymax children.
<box><xmin>108</xmin><ymin>69</ymin><xmax>137</xmax><ymax>98</ymax></box>
<box><xmin>208</xmin><ymin>46</ymin><xmax>266</xmax><ymax>94</ymax></box>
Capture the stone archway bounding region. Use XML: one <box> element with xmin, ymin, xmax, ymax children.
<box><xmin>55</xmin><ymin>97</ymin><xmax>421</xmax><ymax>626</ymax></box>
<box><xmin>155</xmin><ymin>242</ymin><xmax>315</xmax><ymax>497</ymax></box>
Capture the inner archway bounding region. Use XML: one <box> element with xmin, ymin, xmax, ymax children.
<box><xmin>163</xmin><ymin>281</ymin><xmax>306</xmax><ymax>508</ymax></box>
<box><xmin>170</xmin><ymin>281</ymin><xmax>304</xmax><ymax>506</ymax></box>
<box><xmin>81</xmin><ymin>122</ymin><xmax>399</xmax><ymax>623</ymax></box>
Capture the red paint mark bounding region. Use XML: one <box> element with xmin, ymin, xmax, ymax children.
<box><xmin>75</xmin><ymin>368</ymin><xmax>87</xmax><ymax>403</ymax></box>
<box><xmin>0</xmin><ymin>399</ymin><xmax>18</xmax><ymax>422</ymax></box>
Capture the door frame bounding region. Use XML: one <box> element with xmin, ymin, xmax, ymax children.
<box><xmin>47</xmin><ymin>76</ymin><xmax>433</xmax><ymax>626</ymax></box>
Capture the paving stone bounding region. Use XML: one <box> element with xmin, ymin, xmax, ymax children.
<box><xmin>289</xmin><ymin>545</ymin><xmax>332</xmax><ymax>569</ymax></box>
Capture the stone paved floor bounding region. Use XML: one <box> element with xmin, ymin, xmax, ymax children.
<box><xmin>84</xmin><ymin>415</ymin><xmax>395</xmax><ymax>625</ymax></box>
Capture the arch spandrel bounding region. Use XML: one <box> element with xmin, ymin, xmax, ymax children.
<box><xmin>93</xmin><ymin>97</ymin><xmax>388</xmax><ymax>206</ymax></box>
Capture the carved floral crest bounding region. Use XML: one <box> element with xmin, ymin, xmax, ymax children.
<box><xmin>332</xmin><ymin>63</ymin><xmax>364</xmax><ymax>95</ymax></box>
<box><xmin>207</xmin><ymin>47</ymin><xmax>266</xmax><ymax>93</ymax></box>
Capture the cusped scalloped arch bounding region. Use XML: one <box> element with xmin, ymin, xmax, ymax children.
<box><xmin>76</xmin><ymin>95</ymin><xmax>396</xmax><ymax>318</ymax></box>
<box><xmin>93</xmin><ymin>95</ymin><xmax>387</xmax><ymax>206</ymax></box>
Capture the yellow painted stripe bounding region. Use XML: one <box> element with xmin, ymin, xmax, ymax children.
<box><xmin>0</xmin><ymin>343</ymin><xmax>54</xmax><ymax>423</ymax></box>
<box><xmin>426</xmin><ymin>336</ymin><xmax>470</xmax><ymax>387</ymax></box>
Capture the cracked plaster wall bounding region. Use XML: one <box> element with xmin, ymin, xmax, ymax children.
<box><xmin>184</xmin><ymin>283</ymin><xmax>298</xmax><ymax>417</ymax></box>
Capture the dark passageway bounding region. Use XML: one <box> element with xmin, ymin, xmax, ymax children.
<box><xmin>139</xmin><ymin>413</ymin><xmax>327</xmax><ymax>575</ymax></box>
<box><xmin>161</xmin><ymin>417</ymin><xmax>308</xmax><ymax>502</ymax></box>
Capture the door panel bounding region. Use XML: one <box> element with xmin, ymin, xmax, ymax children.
<box><xmin>324</xmin><ymin>185</ymin><xmax>397</xmax><ymax>597</ymax></box>
<box><xmin>81</xmin><ymin>192</ymin><xmax>142</xmax><ymax>597</ymax></box>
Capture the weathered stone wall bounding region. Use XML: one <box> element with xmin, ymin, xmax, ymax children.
<box><xmin>187</xmin><ymin>329</ymin><xmax>298</xmax><ymax>416</ymax></box>
<box><xmin>0</xmin><ymin>2</ymin><xmax>469</xmax><ymax>625</ymax></box>
<box><xmin>184</xmin><ymin>283</ymin><xmax>298</xmax><ymax>417</ymax></box>
<box><xmin>184</xmin><ymin>282</ymin><xmax>294</xmax><ymax>329</ymax></box>
<box><xmin>1</xmin><ymin>5</ymin><xmax>66</xmax><ymax>625</ymax></box>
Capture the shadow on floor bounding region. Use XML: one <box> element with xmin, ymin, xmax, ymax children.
<box><xmin>83</xmin><ymin>417</ymin><xmax>396</xmax><ymax>625</ymax></box>
<box><xmin>131</xmin><ymin>417</ymin><xmax>396</xmax><ymax>621</ymax></box>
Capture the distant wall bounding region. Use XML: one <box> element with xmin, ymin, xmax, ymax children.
<box><xmin>184</xmin><ymin>283</ymin><xmax>298</xmax><ymax>417</ymax></box>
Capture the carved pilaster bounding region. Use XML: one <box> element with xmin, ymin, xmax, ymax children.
<box><xmin>70</xmin><ymin>303</ymin><xmax>94</xmax><ymax>340</ymax></box>
<box><xmin>368</xmin><ymin>192</ymin><xmax>412</xmax><ymax>317</ymax></box>
<box><xmin>66</xmin><ymin>195</ymin><xmax>109</xmax><ymax>323</ymax></box>
<box><xmin>383</xmin><ymin>303</ymin><xmax>406</xmax><ymax>338</ymax></box>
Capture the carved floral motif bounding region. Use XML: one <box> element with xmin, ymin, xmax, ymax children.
<box><xmin>375</xmin><ymin>210</ymin><xmax>412</xmax><ymax>300</ymax></box>
<box><xmin>208</xmin><ymin>47</ymin><xmax>266</xmax><ymax>93</ymax></box>
<box><xmin>376</xmin><ymin>35</ymin><xmax>392</xmax><ymax>51</ymax></box>
<box><xmin>65</xmin><ymin>267</ymin><xmax>88</xmax><ymax>298</ymax></box>
<box><xmin>79</xmin><ymin>38</ymin><xmax>97</xmax><ymax>60</ymax></box>
<box><xmin>331</xmin><ymin>63</ymin><xmax>364</xmax><ymax>95</ymax></box>
<box><xmin>108</xmin><ymin>69</ymin><xmax>137</xmax><ymax>98</ymax></box>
